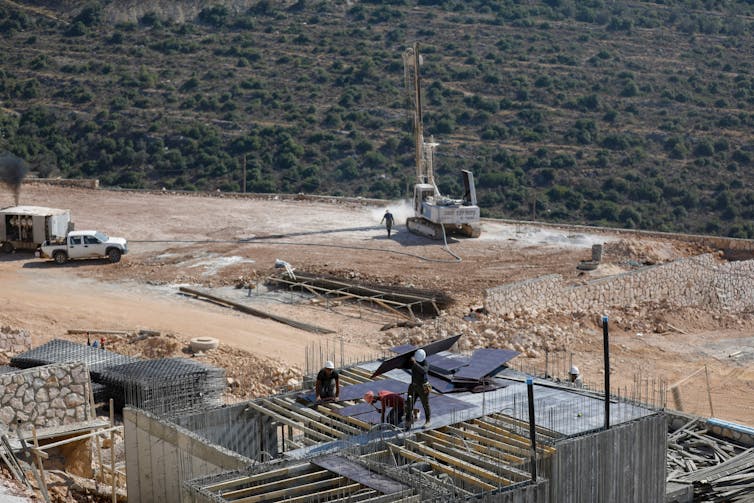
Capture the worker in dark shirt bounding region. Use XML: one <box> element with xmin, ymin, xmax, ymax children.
<box><xmin>406</xmin><ymin>349</ymin><xmax>431</xmax><ymax>428</ymax></box>
<box><xmin>315</xmin><ymin>360</ymin><xmax>340</xmax><ymax>402</ymax></box>
<box><xmin>380</xmin><ymin>209</ymin><xmax>395</xmax><ymax>238</ymax></box>
<box><xmin>364</xmin><ymin>390</ymin><xmax>406</xmax><ymax>426</ymax></box>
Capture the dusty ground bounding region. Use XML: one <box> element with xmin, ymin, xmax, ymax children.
<box><xmin>1</xmin><ymin>183</ymin><xmax>752</xmax><ymax>430</ymax></box>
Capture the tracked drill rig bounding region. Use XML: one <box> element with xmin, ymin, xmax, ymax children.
<box><xmin>403</xmin><ymin>43</ymin><xmax>481</xmax><ymax>240</ymax></box>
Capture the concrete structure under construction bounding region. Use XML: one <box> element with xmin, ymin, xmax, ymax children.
<box><xmin>124</xmin><ymin>358</ymin><xmax>667</xmax><ymax>503</ymax></box>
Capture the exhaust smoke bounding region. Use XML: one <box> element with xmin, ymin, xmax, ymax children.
<box><xmin>0</xmin><ymin>152</ymin><xmax>28</xmax><ymax>205</ymax></box>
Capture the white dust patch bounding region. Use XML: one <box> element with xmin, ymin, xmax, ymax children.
<box><xmin>188</xmin><ymin>255</ymin><xmax>255</xmax><ymax>276</ymax></box>
<box><xmin>371</xmin><ymin>200</ymin><xmax>414</xmax><ymax>225</ymax></box>
<box><xmin>480</xmin><ymin>222</ymin><xmax>612</xmax><ymax>249</ymax></box>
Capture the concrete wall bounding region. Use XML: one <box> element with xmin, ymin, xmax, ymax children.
<box><xmin>0</xmin><ymin>362</ymin><xmax>91</xmax><ymax>431</ymax></box>
<box><xmin>548</xmin><ymin>413</ymin><xmax>667</xmax><ymax>503</ymax></box>
<box><xmin>0</xmin><ymin>326</ymin><xmax>31</xmax><ymax>355</ymax></box>
<box><xmin>123</xmin><ymin>407</ymin><xmax>254</xmax><ymax>503</ymax></box>
<box><xmin>485</xmin><ymin>254</ymin><xmax>754</xmax><ymax>316</ymax></box>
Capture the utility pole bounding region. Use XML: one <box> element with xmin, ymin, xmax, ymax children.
<box><xmin>242</xmin><ymin>155</ymin><xmax>247</xmax><ymax>193</ymax></box>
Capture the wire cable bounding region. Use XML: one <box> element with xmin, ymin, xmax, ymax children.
<box><xmin>129</xmin><ymin>236</ymin><xmax>464</xmax><ymax>263</ymax></box>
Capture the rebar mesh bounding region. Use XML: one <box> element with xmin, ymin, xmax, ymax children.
<box><xmin>10</xmin><ymin>339</ymin><xmax>139</xmax><ymax>375</ymax></box>
<box><xmin>97</xmin><ymin>358</ymin><xmax>226</xmax><ymax>417</ymax></box>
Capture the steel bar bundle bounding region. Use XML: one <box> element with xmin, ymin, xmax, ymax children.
<box><xmin>96</xmin><ymin>358</ymin><xmax>226</xmax><ymax>417</ymax></box>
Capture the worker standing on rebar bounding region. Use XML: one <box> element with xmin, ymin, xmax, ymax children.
<box><xmin>569</xmin><ymin>366</ymin><xmax>583</xmax><ymax>387</ymax></box>
<box><xmin>380</xmin><ymin>209</ymin><xmax>395</xmax><ymax>238</ymax></box>
<box><xmin>364</xmin><ymin>390</ymin><xmax>405</xmax><ymax>426</ymax></box>
<box><xmin>406</xmin><ymin>349</ymin><xmax>431</xmax><ymax>428</ymax></box>
<box><xmin>315</xmin><ymin>360</ymin><xmax>340</xmax><ymax>402</ymax></box>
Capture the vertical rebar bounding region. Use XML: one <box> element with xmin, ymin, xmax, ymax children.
<box><xmin>602</xmin><ymin>315</ymin><xmax>610</xmax><ymax>429</ymax></box>
<box><xmin>526</xmin><ymin>377</ymin><xmax>537</xmax><ymax>481</ymax></box>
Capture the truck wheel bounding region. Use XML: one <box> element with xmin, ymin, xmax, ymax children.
<box><xmin>53</xmin><ymin>251</ymin><xmax>67</xmax><ymax>264</ymax></box>
<box><xmin>1</xmin><ymin>242</ymin><xmax>13</xmax><ymax>254</ymax></box>
<box><xmin>107</xmin><ymin>248</ymin><xmax>122</xmax><ymax>263</ymax></box>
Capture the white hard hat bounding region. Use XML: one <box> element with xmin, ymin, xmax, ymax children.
<box><xmin>569</xmin><ymin>365</ymin><xmax>579</xmax><ymax>376</ymax></box>
<box><xmin>324</xmin><ymin>360</ymin><xmax>335</xmax><ymax>369</ymax></box>
<box><xmin>414</xmin><ymin>349</ymin><xmax>426</xmax><ymax>363</ymax></box>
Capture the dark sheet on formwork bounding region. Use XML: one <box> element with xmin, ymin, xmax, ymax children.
<box><xmin>311</xmin><ymin>455</ymin><xmax>410</xmax><ymax>495</ymax></box>
<box><xmin>370</xmin><ymin>334</ymin><xmax>462</xmax><ymax>378</ymax></box>
<box><xmin>298</xmin><ymin>378</ymin><xmax>408</xmax><ymax>405</ymax></box>
<box><xmin>452</xmin><ymin>348</ymin><xmax>519</xmax><ymax>382</ymax></box>
<box><xmin>335</xmin><ymin>393</ymin><xmax>475</xmax><ymax>425</ymax></box>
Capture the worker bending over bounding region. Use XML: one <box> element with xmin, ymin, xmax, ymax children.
<box><xmin>316</xmin><ymin>360</ymin><xmax>340</xmax><ymax>402</ymax></box>
<box><xmin>569</xmin><ymin>365</ymin><xmax>583</xmax><ymax>388</ymax></box>
<box><xmin>363</xmin><ymin>390</ymin><xmax>405</xmax><ymax>426</ymax></box>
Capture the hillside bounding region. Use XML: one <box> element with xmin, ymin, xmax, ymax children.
<box><xmin>1</xmin><ymin>0</ymin><xmax>753</xmax><ymax>237</ymax></box>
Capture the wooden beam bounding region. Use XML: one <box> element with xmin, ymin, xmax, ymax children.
<box><xmin>222</xmin><ymin>469</ymin><xmax>330</xmax><ymax>499</ymax></box>
<box><xmin>231</xmin><ymin>476</ymin><xmax>351</xmax><ymax>503</ymax></box>
<box><xmin>271</xmin><ymin>398</ymin><xmax>362</xmax><ymax>436</ymax></box>
<box><xmin>440</xmin><ymin>425</ymin><xmax>529</xmax><ymax>458</ymax></box>
<box><xmin>259</xmin><ymin>399</ymin><xmax>346</xmax><ymax>439</ymax></box>
<box><xmin>387</xmin><ymin>444</ymin><xmax>496</xmax><ymax>492</ymax></box>
<box><xmin>472</xmin><ymin>419</ymin><xmax>556</xmax><ymax>456</ymax></box>
<box><xmin>279</xmin><ymin>483</ymin><xmax>363</xmax><ymax>503</ymax></box>
<box><xmin>420</xmin><ymin>429</ymin><xmax>524</xmax><ymax>464</ymax></box>
<box><xmin>203</xmin><ymin>463</ymin><xmax>313</xmax><ymax>492</ymax></box>
<box><xmin>245</xmin><ymin>402</ymin><xmax>333</xmax><ymax>442</ymax></box>
<box><xmin>404</xmin><ymin>439</ymin><xmax>513</xmax><ymax>487</ymax></box>
<box><xmin>316</xmin><ymin>405</ymin><xmax>371</xmax><ymax>430</ymax></box>
<box><xmin>418</xmin><ymin>431</ymin><xmax>530</xmax><ymax>480</ymax></box>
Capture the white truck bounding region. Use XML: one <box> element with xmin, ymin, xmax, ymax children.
<box><xmin>38</xmin><ymin>230</ymin><xmax>128</xmax><ymax>264</ymax></box>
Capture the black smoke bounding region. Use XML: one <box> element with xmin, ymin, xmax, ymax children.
<box><xmin>0</xmin><ymin>153</ymin><xmax>28</xmax><ymax>206</ymax></box>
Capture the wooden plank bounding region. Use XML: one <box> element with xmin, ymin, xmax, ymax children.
<box><xmin>404</xmin><ymin>439</ymin><xmax>513</xmax><ymax>487</ymax></box>
<box><xmin>222</xmin><ymin>469</ymin><xmax>330</xmax><ymax>498</ymax></box>
<box><xmin>203</xmin><ymin>463</ymin><xmax>313</xmax><ymax>492</ymax></box>
<box><xmin>316</xmin><ymin>405</ymin><xmax>371</xmax><ymax>430</ymax></box>
<box><xmin>387</xmin><ymin>443</ymin><xmax>496</xmax><ymax>492</ymax></box>
<box><xmin>440</xmin><ymin>425</ymin><xmax>529</xmax><ymax>458</ymax></box>
<box><xmin>244</xmin><ymin>402</ymin><xmax>333</xmax><ymax>442</ymax></box>
<box><xmin>179</xmin><ymin>287</ymin><xmax>335</xmax><ymax>334</ymax></box>
<box><xmin>418</xmin><ymin>431</ymin><xmax>530</xmax><ymax>481</ymax></box>
<box><xmin>279</xmin><ymin>483</ymin><xmax>363</xmax><ymax>503</ymax></box>
<box><xmin>259</xmin><ymin>399</ymin><xmax>345</xmax><ymax>439</ymax></box>
<box><xmin>472</xmin><ymin>418</ymin><xmax>557</xmax><ymax>455</ymax></box>
<box><xmin>231</xmin><ymin>476</ymin><xmax>350</xmax><ymax>503</ymax></box>
<box><xmin>420</xmin><ymin>429</ymin><xmax>523</xmax><ymax>464</ymax></box>
<box><xmin>272</xmin><ymin>398</ymin><xmax>362</xmax><ymax>436</ymax></box>
<box><xmin>312</xmin><ymin>455</ymin><xmax>411</xmax><ymax>495</ymax></box>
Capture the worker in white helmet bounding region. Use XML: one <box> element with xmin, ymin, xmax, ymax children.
<box><xmin>569</xmin><ymin>365</ymin><xmax>583</xmax><ymax>388</ymax></box>
<box><xmin>316</xmin><ymin>360</ymin><xmax>340</xmax><ymax>402</ymax></box>
<box><xmin>407</xmin><ymin>349</ymin><xmax>431</xmax><ymax>428</ymax></box>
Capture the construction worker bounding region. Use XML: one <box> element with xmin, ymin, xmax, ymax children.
<box><xmin>315</xmin><ymin>360</ymin><xmax>340</xmax><ymax>402</ymax></box>
<box><xmin>363</xmin><ymin>390</ymin><xmax>405</xmax><ymax>426</ymax></box>
<box><xmin>406</xmin><ymin>349</ymin><xmax>431</xmax><ymax>428</ymax></box>
<box><xmin>569</xmin><ymin>365</ymin><xmax>583</xmax><ymax>387</ymax></box>
<box><xmin>380</xmin><ymin>209</ymin><xmax>395</xmax><ymax>238</ymax></box>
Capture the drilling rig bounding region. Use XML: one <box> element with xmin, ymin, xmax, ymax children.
<box><xmin>403</xmin><ymin>43</ymin><xmax>481</xmax><ymax>240</ymax></box>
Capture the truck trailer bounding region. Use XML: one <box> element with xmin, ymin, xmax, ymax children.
<box><xmin>0</xmin><ymin>206</ymin><xmax>72</xmax><ymax>253</ymax></box>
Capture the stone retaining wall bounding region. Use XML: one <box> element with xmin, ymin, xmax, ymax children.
<box><xmin>0</xmin><ymin>326</ymin><xmax>31</xmax><ymax>354</ymax></box>
<box><xmin>0</xmin><ymin>363</ymin><xmax>91</xmax><ymax>432</ymax></box>
<box><xmin>485</xmin><ymin>254</ymin><xmax>754</xmax><ymax>316</ymax></box>
<box><xmin>25</xmin><ymin>177</ymin><xmax>99</xmax><ymax>189</ymax></box>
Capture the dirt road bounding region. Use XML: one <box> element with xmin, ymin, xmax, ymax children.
<box><xmin>1</xmin><ymin>183</ymin><xmax>752</xmax><ymax>426</ymax></box>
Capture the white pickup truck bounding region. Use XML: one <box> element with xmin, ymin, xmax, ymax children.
<box><xmin>38</xmin><ymin>230</ymin><xmax>128</xmax><ymax>264</ymax></box>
